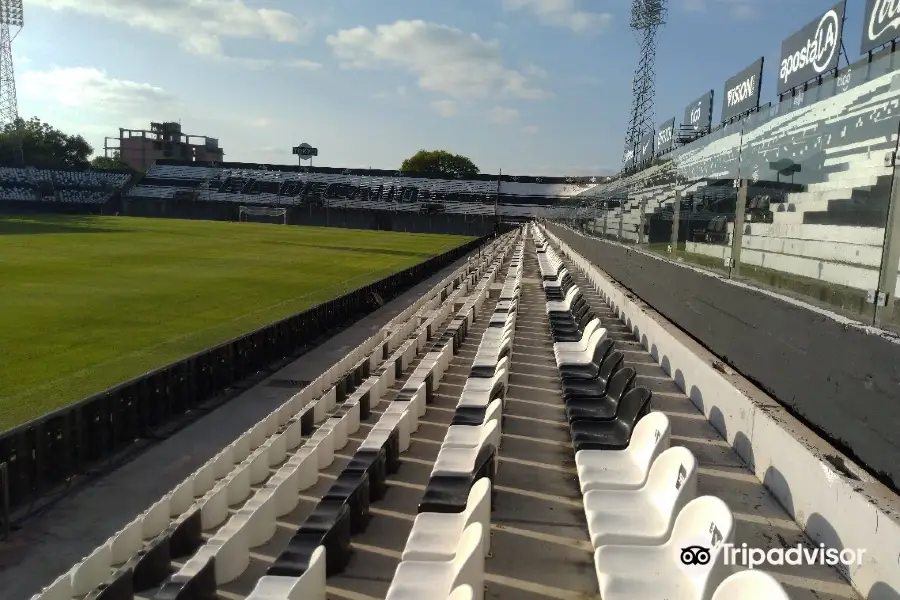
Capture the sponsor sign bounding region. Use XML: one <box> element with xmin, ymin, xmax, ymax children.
<box><xmin>637</xmin><ymin>132</ymin><xmax>654</xmax><ymax>164</ymax></box>
<box><xmin>683</xmin><ymin>90</ymin><xmax>713</xmax><ymax>132</ymax></box>
<box><xmin>861</xmin><ymin>0</ymin><xmax>900</xmax><ymax>54</ymax></box>
<box><xmin>778</xmin><ymin>1</ymin><xmax>845</xmax><ymax>94</ymax></box>
<box><xmin>721</xmin><ymin>57</ymin><xmax>764</xmax><ymax>122</ymax></box>
<box><xmin>623</xmin><ymin>145</ymin><xmax>636</xmax><ymax>170</ymax></box>
<box><xmin>656</xmin><ymin>117</ymin><xmax>676</xmax><ymax>153</ymax></box>
<box><xmin>292</xmin><ymin>143</ymin><xmax>318</xmax><ymax>159</ymax></box>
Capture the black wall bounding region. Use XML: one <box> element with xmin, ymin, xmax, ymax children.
<box><xmin>546</xmin><ymin>223</ymin><xmax>900</xmax><ymax>492</ymax></box>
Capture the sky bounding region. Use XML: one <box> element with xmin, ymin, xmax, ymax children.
<box><xmin>12</xmin><ymin>0</ymin><xmax>866</xmax><ymax>176</ymax></box>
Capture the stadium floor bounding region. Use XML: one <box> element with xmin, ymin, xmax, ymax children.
<box><xmin>6</xmin><ymin>234</ymin><xmax>860</xmax><ymax>599</ymax></box>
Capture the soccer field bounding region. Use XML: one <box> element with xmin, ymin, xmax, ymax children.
<box><xmin>0</xmin><ymin>215</ymin><xmax>474</xmax><ymax>432</ymax></box>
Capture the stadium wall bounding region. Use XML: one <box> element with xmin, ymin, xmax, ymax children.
<box><xmin>120</xmin><ymin>197</ymin><xmax>500</xmax><ymax>237</ymax></box>
<box><xmin>545</xmin><ymin>222</ymin><xmax>900</xmax><ymax>492</ymax></box>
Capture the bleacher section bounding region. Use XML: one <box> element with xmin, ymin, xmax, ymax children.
<box><xmin>126</xmin><ymin>162</ymin><xmax>597</xmax><ymax>218</ymax></box>
<box><xmin>573</xmin><ymin>52</ymin><xmax>900</xmax><ymax>298</ymax></box>
<box><xmin>0</xmin><ymin>166</ymin><xmax>131</xmax><ymax>206</ymax></box>
<box><xmin>29</xmin><ymin>223</ymin><xmax>877</xmax><ymax>600</ymax></box>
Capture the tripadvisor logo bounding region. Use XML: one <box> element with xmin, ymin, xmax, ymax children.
<box><xmin>780</xmin><ymin>8</ymin><xmax>840</xmax><ymax>84</ymax></box>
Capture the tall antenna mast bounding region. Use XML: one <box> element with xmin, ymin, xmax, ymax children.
<box><xmin>623</xmin><ymin>0</ymin><xmax>666</xmax><ymax>163</ymax></box>
<box><xmin>0</xmin><ymin>0</ymin><xmax>23</xmax><ymax>165</ymax></box>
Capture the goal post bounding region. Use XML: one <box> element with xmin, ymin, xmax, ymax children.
<box><xmin>238</xmin><ymin>205</ymin><xmax>288</xmax><ymax>225</ymax></box>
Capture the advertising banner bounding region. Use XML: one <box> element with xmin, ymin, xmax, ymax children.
<box><xmin>683</xmin><ymin>90</ymin><xmax>714</xmax><ymax>132</ymax></box>
<box><xmin>656</xmin><ymin>117</ymin><xmax>676</xmax><ymax>153</ymax></box>
<box><xmin>778</xmin><ymin>1</ymin><xmax>845</xmax><ymax>94</ymax></box>
<box><xmin>860</xmin><ymin>0</ymin><xmax>900</xmax><ymax>54</ymax></box>
<box><xmin>721</xmin><ymin>57</ymin><xmax>764</xmax><ymax>122</ymax></box>
<box><xmin>637</xmin><ymin>132</ymin><xmax>654</xmax><ymax>164</ymax></box>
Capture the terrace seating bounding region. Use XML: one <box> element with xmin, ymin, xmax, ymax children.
<box><xmin>564</xmin><ymin>366</ymin><xmax>636</xmax><ymax>422</ymax></box>
<box><xmin>33</xmin><ymin>232</ymin><xmax>521</xmax><ymax>600</ymax></box>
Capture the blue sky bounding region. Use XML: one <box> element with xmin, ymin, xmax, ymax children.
<box><xmin>13</xmin><ymin>0</ymin><xmax>862</xmax><ymax>176</ymax></box>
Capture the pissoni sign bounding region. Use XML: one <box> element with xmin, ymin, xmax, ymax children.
<box><xmin>778</xmin><ymin>1</ymin><xmax>845</xmax><ymax>95</ymax></box>
<box><xmin>721</xmin><ymin>57</ymin><xmax>764</xmax><ymax>122</ymax></box>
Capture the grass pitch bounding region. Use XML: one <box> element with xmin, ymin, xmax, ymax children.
<box><xmin>0</xmin><ymin>215</ymin><xmax>474</xmax><ymax>432</ymax></box>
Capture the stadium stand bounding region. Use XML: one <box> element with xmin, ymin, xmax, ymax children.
<box><xmin>573</xmin><ymin>51</ymin><xmax>900</xmax><ymax>300</ymax></box>
<box><xmin>0</xmin><ymin>166</ymin><xmax>131</xmax><ymax>207</ymax></box>
<box><xmin>29</xmin><ymin>223</ymin><xmax>884</xmax><ymax>600</ymax></box>
<box><xmin>125</xmin><ymin>161</ymin><xmax>597</xmax><ymax>218</ymax></box>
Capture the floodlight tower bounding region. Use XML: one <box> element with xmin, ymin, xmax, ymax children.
<box><xmin>623</xmin><ymin>0</ymin><xmax>666</xmax><ymax>161</ymax></box>
<box><xmin>0</xmin><ymin>0</ymin><xmax>23</xmax><ymax>165</ymax></box>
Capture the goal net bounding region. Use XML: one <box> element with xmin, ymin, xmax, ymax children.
<box><xmin>239</xmin><ymin>205</ymin><xmax>287</xmax><ymax>225</ymax></box>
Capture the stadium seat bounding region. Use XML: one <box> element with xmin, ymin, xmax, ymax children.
<box><xmin>593</xmin><ymin>496</ymin><xmax>735</xmax><ymax>600</ymax></box>
<box><xmin>570</xmin><ymin>388</ymin><xmax>653</xmax><ymax>452</ymax></box>
<box><xmin>575</xmin><ymin>411</ymin><xmax>671</xmax><ymax>494</ymax></box>
<box><xmin>583</xmin><ymin>446</ymin><xmax>698</xmax><ymax>548</ymax></box>
<box><xmin>554</xmin><ymin>327</ymin><xmax>608</xmax><ymax>365</ymax></box>
<box><xmin>552</xmin><ymin>317</ymin><xmax>600</xmax><ymax>355</ymax></box>
<box><xmin>246</xmin><ymin>546</ymin><xmax>326</xmax><ymax>599</ymax></box>
<box><xmin>711</xmin><ymin>570</ymin><xmax>791</xmax><ymax>600</ymax></box>
<box><xmin>558</xmin><ymin>340</ymin><xmax>616</xmax><ymax>381</ymax></box>
<box><xmin>386</xmin><ymin>523</ymin><xmax>485</xmax><ymax>600</ymax></box>
<box><xmin>402</xmin><ymin>478</ymin><xmax>492</xmax><ymax>561</ymax></box>
<box><xmin>565</xmin><ymin>367</ymin><xmax>636</xmax><ymax>422</ymax></box>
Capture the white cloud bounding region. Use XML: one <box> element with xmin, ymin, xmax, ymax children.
<box><xmin>522</xmin><ymin>125</ymin><xmax>540</xmax><ymax>134</ymax></box>
<box><xmin>18</xmin><ymin>67</ymin><xmax>173</xmax><ymax>114</ymax></box>
<box><xmin>502</xmin><ymin>0</ymin><xmax>612</xmax><ymax>33</ymax></box>
<box><xmin>433</xmin><ymin>99</ymin><xmax>459</xmax><ymax>117</ymax></box>
<box><xmin>26</xmin><ymin>0</ymin><xmax>314</xmax><ymax>60</ymax></box>
<box><xmin>488</xmin><ymin>107</ymin><xmax>520</xmax><ymax>123</ymax></box>
<box><xmin>326</xmin><ymin>20</ymin><xmax>548</xmax><ymax>101</ymax></box>
<box><xmin>285</xmin><ymin>59</ymin><xmax>323</xmax><ymax>70</ymax></box>
<box><xmin>683</xmin><ymin>0</ymin><xmax>756</xmax><ymax>19</ymax></box>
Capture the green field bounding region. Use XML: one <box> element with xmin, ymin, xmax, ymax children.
<box><xmin>0</xmin><ymin>215</ymin><xmax>473</xmax><ymax>432</ymax></box>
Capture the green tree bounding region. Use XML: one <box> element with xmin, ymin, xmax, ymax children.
<box><xmin>400</xmin><ymin>149</ymin><xmax>479</xmax><ymax>177</ymax></box>
<box><xmin>90</xmin><ymin>151</ymin><xmax>132</xmax><ymax>171</ymax></box>
<box><xmin>0</xmin><ymin>116</ymin><xmax>93</xmax><ymax>168</ymax></box>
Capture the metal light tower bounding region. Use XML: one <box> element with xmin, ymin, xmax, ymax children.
<box><xmin>623</xmin><ymin>0</ymin><xmax>666</xmax><ymax>161</ymax></box>
<box><xmin>0</xmin><ymin>0</ymin><xmax>22</xmax><ymax>165</ymax></box>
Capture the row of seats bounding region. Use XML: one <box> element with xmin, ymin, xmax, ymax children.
<box><xmin>384</xmin><ymin>238</ymin><xmax>526</xmax><ymax>599</ymax></box>
<box><xmin>0</xmin><ymin>166</ymin><xmax>130</xmax><ymax>188</ymax></box>
<box><xmin>241</xmin><ymin>230</ymin><xmax>524</xmax><ymax>600</ymax></box>
<box><xmin>29</xmin><ymin>233</ymin><xmax>519</xmax><ymax>600</ymax></box>
<box><xmin>535</xmin><ymin>226</ymin><xmax>793</xmax><ymax>600</ymax></box>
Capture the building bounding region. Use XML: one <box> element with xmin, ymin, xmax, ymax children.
<box><xmin>105</xmin><ymin>122</ymin><xmax>224</xmax><ymax>171</ymax></box>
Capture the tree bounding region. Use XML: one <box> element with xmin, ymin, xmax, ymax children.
<box><xmin>91</xmin><ymin>151</ymin><xmax>132</xmax><ymax>171</ymax></box>
<box><xmin>400</xmin><ymin>149</ymin><xmax>479</xmax><ymax>177</ymax></box>
<box><xmin>0</xmin><ymin>116</ymin><xmax>93</xmax><ymax>168</ymax></box>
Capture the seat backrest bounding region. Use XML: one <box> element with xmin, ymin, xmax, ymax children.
<box><xmin>710</xmin><ymin>570</ymin><xmax>790</xmax><ymax>600</ymax></box>
<box><xmin>613</xmin><ymin>386</ymin><xmax>651</xmax><ymax>431</ymax></box>
<box><xmin>584</xmin><ymin>327</ymin><xmax>607</xmax><ymax>353</ymax></box>
<box><xmin>451</xmin><ymin>523</ymin><xmax>485</xmax><ymax>593</ymax></box>
<box><xmin>667</xmin><ymin>496</ymin><xmax>735</xmax><ymax>600</ymax></box>
<box><xmin>628</xmin><ymin>411</ymin><xmax>671</xmax><ymax>471</ymax></box>
<box><xmin>598</xmin><ymin>350</ymin><xmax>624</xmax><ymax>383</ymax></box>
<box><xmin>604</xmin><ymin>367</ymin><xmax>636</xmax><ymax>403</ymax></box>
<box><xmin>592</xmin><ymin>338</ymin><xmax>615</xmax><ymax>367</ymax></box>
<box><xmin>462</xmin><ymin>473</ymin><xmax>492</xmax><ymax>531</ymax></box>
<box><xmin>645</xmin><ymin>446</ymin><xmax>698</xmax><ymax>521</ymax></box>
<box><xmin>579</xmin><ymin>318</ymin><xmax>600</xmax><ymax>343</ymax></box>
<box><xmin>449</xmin><ymin>585</ymin><xmax>476</xmax><ymax>600</ymax></box>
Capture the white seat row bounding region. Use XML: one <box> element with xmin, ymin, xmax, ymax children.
<box><xmin>244</xmin><ymin>232</ymin><xmax>524</xmax><ymax>600</ymax></box>
<box><xmin>385</xmin><ymin>235</ymin><xmax>527</xmax><ymax>600</ymax></box>
<box><xmin>538</xmin><ymin>226</ymin><xmax>793</xmax><ymax>600</ymax></box>
<box><xmin>31</xmin><ymin>234</ymin><xmax>519</xmax><ymax>600</ymax></box>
